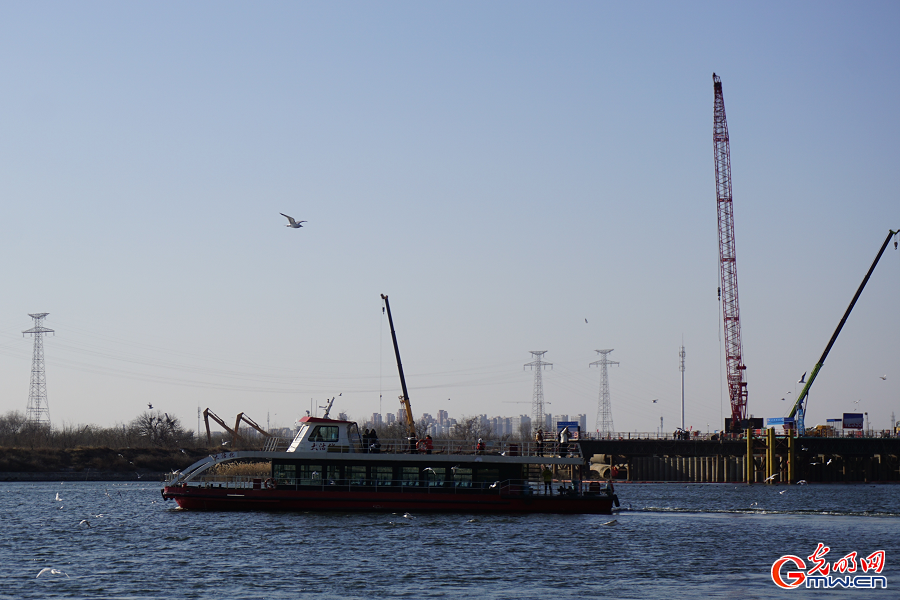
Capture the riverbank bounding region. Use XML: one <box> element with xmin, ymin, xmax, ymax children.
<box><xmin>0</xmin><ymin>446</ymin><xmax>214</xmax><ymax>481</ymax></box>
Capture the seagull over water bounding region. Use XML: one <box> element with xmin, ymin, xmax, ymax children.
<box><xmin>37</xmin><ymin>568</ymin><xmax>69</xmax><ymax>578</ymax></box>
<box><xmin>280</xmin><ymin>213</ymin><xmax>307</xmax><ymax>228</ymax></box>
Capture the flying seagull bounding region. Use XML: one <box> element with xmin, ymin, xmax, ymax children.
<box><xmin>880</xmin><ymin>375</ymin><xmax>887</xmax><ymax>380</ymax></box>
<box><xmin>798</xmin><ymin>372</ymin><xmax>807</xmax><ymax>384</ymax></box>
<box><xmin>280</xmin><ymin>213</ymin><xmax>307</xmax><ymax>228</ymax></box>
<box><xmin>147</xmin><ymin>403</ymin><xmax>153</xmax><ymax>410</ymax></box>
<box><xmin>652</xmin><ymin>399</ymin><xmax>658</xmax><ymax>404</ymax></box>
<box><xmin>36</xmin><ymin>568</ymin><xmax>69</xmax><ymax>579</ymax></box>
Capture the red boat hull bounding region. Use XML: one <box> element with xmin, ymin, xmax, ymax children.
<box><xmin>162</xmin><ymin>485</ymin><xmax>615</xmax><ymax>514</ymax></box>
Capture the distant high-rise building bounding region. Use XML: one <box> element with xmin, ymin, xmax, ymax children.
<box><xmin>577</xmin><ymin>414</ymin><xmax>587</xmax><ymax>433</ymax></box>
<box><xmin>512</xmin><ymin>415</ymin><xmax>531</xmax><ymax>437</ymax></box>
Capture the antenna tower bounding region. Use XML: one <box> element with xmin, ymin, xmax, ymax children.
<box><xmin>591</xmin><ymin>349</ymin><xmax>619</xmax><ymax>436</ymax></box>
<box><xmin>524</xmin><ymin>351</ymin><xmax>551</xmax><ymax>431</ymax></box>
<box><xmin>23</xmin><ymin>313</ymin><xmax>54</xmax><ymax>426</ymax></box>
<box><xmin>679</xmin><ymin>344</ymin><xmax>686</xmax><ymax>430</ymax></box>
<box><xmin>713</xmin><ymin>73</ymin><xmax>748</xmax><ymax>428</ymax></box>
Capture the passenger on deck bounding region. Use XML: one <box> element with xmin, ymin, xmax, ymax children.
<box><xmin>476</xmin><ymin>438</ymin><xmax>485</xmax><ymax>455</ymax></box>
<box><xmin>559</xmin><ymin>426</ymin><xmax>570</xmax><ymax>456</ymax></box>
<box><xmin>541</xmin><ymin>466</ymin><xmax>553</xmax><ymax>495</ymax></box>
<box><xmin>535</xmin><ymin>429</ymin><xmax>544</xmax><ymax>456</ymax></box>
<box><xmin>369</xmin><ymin>430</ymin><xmax>380</xmax><ymax>453</ymax></box>
<box><xmin>424</xmin><ymin>434</ymin><xmax>433</xmax><ymax>454</ymax></box>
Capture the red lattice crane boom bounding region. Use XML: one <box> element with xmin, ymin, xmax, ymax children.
<box><xmin>713</xmin><ymin>73</ymin><xmax>748</xmax><ymax>429</ymax></box>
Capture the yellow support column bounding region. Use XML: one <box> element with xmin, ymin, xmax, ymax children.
<box><xmin>746</xmin><ymin>429</ymin><xmax>753</xmax><ymax>483</ymax></box>
<box><xmin>787</xmin><ymin>429</ymin><xmax>795</xmax><ymax>484</ymax></box>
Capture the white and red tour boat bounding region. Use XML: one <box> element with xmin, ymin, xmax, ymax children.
<box><xmin>162</xmin><ymin>295</ymin><xmax>618</xmax><ymax>514</ymax></box>
<box><xmin>161</xmin><ymin>415</ymin><xmax>618</xmax><ymax>514</ymax></box>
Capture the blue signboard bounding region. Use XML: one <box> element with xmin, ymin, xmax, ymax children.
<box><xmin>557</xmin><ymin>421</ymin><xmax>580</xmax><ymax>440</ymax></box>
<box><xmin>842</xmin><ymin>413</ymin><xmax>864</xmax><ymax>429</ymax></box>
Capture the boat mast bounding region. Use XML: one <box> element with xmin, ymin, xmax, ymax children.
<box><xmin>381</xmin><ymin>294</ymin><xmax>416</xmax><ymax>438</ymax></box>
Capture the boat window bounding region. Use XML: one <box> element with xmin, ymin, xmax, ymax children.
<box><xmin>475</xmin><ymin>468</ymin><xmax>500</xmax><ymax>484</ymax></box>
<box><xmin>310</xmin><ymin>426</ymin><xmax>339</xmax><ymax>442</ymax></box>
<box><xmin>326</xmin><ymin>466</ymin><xmax>341</xmax><ymax>484</ymax></box>
<box><xmin>347</xmin><ymin>422</ymin><xmax>362</xmax><ymax>451</ymax></box>
<box><xmin>424</xmin><ymin>467</ymin><xmax>445</xmax><ymax>487</ymax></box>
<box><xmin>400</xmin><ymin>467</ymin><xmax>419</xmax><ymax>487</ymax></box>
<box><xmin>374</xmin><ymin>466</ymin><xmax>392</xmax><ymax>486</ymax></box>
<box><xmin>299</xmin><ymin>464</ymin><xmax>322</xmax><ymax>486</ymax></box>
<box><xmin>348</xmin><ymin>465</ymin><xmax>367</xmax><ymax>485</ymax></box>
<box><xmin>273</xmin><ymin>463</ymin><xmax>295</xmax><ymax>485</ymax></box>
<box><xmin>453</xmin><ymin>467</ymin><xmax>472</xmax><ymax>488</ymax></box>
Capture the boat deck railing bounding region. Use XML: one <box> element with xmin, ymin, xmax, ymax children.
<box><xmin>175</xmin><ymin>476</ymin><xmax>614</xmax><ymax>498</ymax></box>
<box><xmin>270</xmin><ymin>436</ymin><xmax>583</xmax><ymax>458</ymax></box>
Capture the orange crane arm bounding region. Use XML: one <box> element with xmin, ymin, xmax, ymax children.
<box><xmin>236</xmin><ymin>413</ymin><xmax>272</xmax><ymax>438</ymax></box>
<box><xmin>203</xmin><ymin>408</ymin><xmax>241</xmax><ymax>444</ymax></box>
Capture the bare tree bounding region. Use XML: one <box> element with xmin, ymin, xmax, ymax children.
<box><xmin>453</xmin><ymin>416</ymin><xmax>493</xmax><ymax>442</ymax></box>
<box><xmin>130</xmin><ymin>411</ymin><xmax>191</xmax><ymax>448</ymax></box>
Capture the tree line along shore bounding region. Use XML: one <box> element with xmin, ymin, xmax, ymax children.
<box><xmin>0</xmin><ymin>409</ymin><xmax>240</xmax><ymax>481</ymax></box>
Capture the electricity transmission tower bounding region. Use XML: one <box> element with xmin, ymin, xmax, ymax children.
<box><xmin>524</xmin><ymin>351</ymin><xmax>551</xmax><ymax>431</ymax></box>
<box><xmin>591</xmin><ymin>349</ymin><xmax>618</xmax><ymax>436</ymax></box>
<box><xmin>23</xmin><ymin>313</ymin><xmax>54</xmax><ymax>426</ymax></box>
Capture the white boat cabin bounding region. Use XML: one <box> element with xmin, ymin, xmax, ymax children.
<box><xmin>287</xmin><ymin>416</ymin><xmax>362</xmax><ymax>453</ymax></box>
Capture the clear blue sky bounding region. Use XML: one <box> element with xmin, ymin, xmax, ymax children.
<box><xmin>0</xmin><ymin>2</ymin><xmax>898</xmax><ymax>434</ymax></box>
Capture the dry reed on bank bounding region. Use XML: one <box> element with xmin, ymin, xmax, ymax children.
<box><xmin>207</xmin><ymin>461</ymin><xmax>271</xmax><ymax>478</ymax></box>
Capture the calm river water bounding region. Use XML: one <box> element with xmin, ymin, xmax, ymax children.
<box><xmin>0</xmin><ymin>481</ymin><xmax>897</xmax><ymax>599</ymax></box>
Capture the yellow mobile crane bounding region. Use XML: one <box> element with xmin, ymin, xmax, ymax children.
<box><xmin>381</xmin><ymin>294</ymin><xmax>417</xmax><ymax>442</ymax></box>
